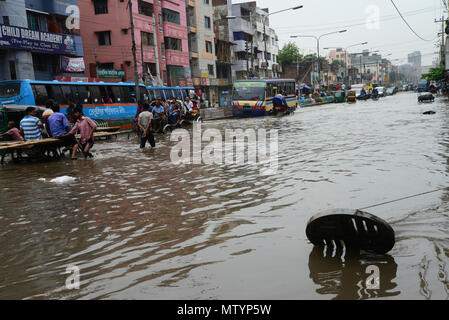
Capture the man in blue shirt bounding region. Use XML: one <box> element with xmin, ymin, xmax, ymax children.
<box><xmin>48</xmin><ymin>104</ymin><xmax>71</xmax><ymax>138</ymax></box>
<box><xmin>20</xmin><ymin>107</ymin><xmax>43</xmax><ymax>141</ymax></box>
<box><xmin>48</xmin><ymin>104</ymin><xmax>76</xmax><ymax>148</ymax></box>
<box><xmin>152</xmin><ymin>99</ymin><xmax>166</xmax><ymax>119</ymax></box>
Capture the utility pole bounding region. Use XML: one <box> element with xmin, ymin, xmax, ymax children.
<box><xmin>141</xmin><ymin>36</ymin><xmax>145</xmax><ymax>85</ymax></box>
<box><xmin>152</xmin><ymin>14</ymin><xmax>162</xmax><ymax>86</ymax></box>
<box><xmin>128</xmin><ymin>0</ymin><xmax>140</xmax><ymax>103</ymax></box>
<box><xmin>245</xmin><ymin>39</ymin><xmax>249</xmax><ymax>78</ymax></box>
<box><xmin>435</xmin><ymin>16</ymin><xmax>445</xmax><ymax>67</ymax></box>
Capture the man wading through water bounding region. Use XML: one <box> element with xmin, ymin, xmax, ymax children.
<box><xmin>138</xmin><ymin>103</ymin><xmax>156</xmax><ymax>149</ymax></box>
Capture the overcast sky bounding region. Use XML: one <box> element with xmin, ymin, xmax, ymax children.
<box><xmin>232</xmin><ymin>0</ymin><xmax>446</xmax><ymax>66</ymax></box>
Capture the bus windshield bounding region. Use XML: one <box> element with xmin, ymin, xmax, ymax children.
<box><xmin>0</xmin><ymin>83</ymin><xmax>20</xmax><ymax>98</ymax></box>
<box><xmin>232</xmin><ymin>82</ymin><xmax>266</xmax><ymax>101</ymax></box>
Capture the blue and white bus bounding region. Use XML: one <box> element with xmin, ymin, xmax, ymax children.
<box><xmin>0</xmin><ymin>79</ymin><xmax>152</xmax><ymax>129</ymax></box>
<box><xmin>146</xmin><ymin>86</ymin><xmax>194</xmax><ymax>101</ymax></box>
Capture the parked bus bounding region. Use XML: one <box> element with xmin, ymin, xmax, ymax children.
<box><xmin>0</xmin><ymin>80</ymin><xmax>150</xmax><ymax>129</ymax></box>
<box><xmin>146</xmin><ymin>86</ymin><xmax>194</xmax><ymax>101</ymax></box>
<box><xmin>231</xmin><ymin>79</ymin><xmax>298</xmax><ymax>118</ymax></box>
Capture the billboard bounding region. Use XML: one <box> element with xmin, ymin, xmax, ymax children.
<box><xmin>0</xmin><ymin>24</ymin><xmax>78</xmax><ymax>56</ymax></box>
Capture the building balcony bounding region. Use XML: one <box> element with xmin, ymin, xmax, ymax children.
<box><xmin>231</xmin><ymin>17</ymin><xmax>253</xmax><ymax>35</ymax></box>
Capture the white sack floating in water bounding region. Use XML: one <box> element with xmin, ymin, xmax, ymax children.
<box><xmin>38</xmin><ymin>176</ymin><xmax>77</xmax><ymax>184</ymax></box>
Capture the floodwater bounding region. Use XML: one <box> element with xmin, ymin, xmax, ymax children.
<box><xmin>1</xmin><ymin>92</ymin><xmax>449</xmax><ymax>300</ymax></box>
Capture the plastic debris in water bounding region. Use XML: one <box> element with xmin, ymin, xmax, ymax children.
<box><xmin>49</xmin><ymin>176</ymin><xmax>76</xmax><ymax>184</ymax></box>
<box><xmin>305</xmin><ymin>209</ymin><xmax>395</xmax><ymax>254</ymax></box>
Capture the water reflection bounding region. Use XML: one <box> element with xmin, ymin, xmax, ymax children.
<box><xmin>308</xmin><ymin>246</ymin><xmax>399</xmax><ymax>299</ymax></box>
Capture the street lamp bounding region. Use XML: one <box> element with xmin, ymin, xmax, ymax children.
<box><xmin>262</xmin><ymin>5</ymin><xmax>303</xmax><ymax>77</ymax></box>
<box><xmin>291</xmin><ymin>29</ymin><xmax>347</xmax><ymax>88</ymax></box>
<box><xmin>324</xmin><ymin>42</ymin><xmax>368</xmax><ymax>86</ymax></box>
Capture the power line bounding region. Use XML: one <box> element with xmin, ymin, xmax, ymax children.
<box><xmin>390</xmin><ymin>0</ymin><xmax>438</xmax><ymax>42</ymax></box>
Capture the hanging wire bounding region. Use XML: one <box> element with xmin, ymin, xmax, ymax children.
<box><xmin>390</xmin><ymin>0</ymin><xmax>439</xmax><ymax>42</ymax></box>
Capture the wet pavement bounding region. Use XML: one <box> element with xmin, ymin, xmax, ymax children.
<box><xmin>1</xmin><ymin>91</ymin><xmax>448</xmax><ymax>299</ymax></box>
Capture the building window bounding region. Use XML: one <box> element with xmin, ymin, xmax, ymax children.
<box><xmin>141</xmin><ymin>31</ymin><xmax>154</xmax><ymax>46</ymax></box>
<box><xmin>96</xmin><ymin>31</ymin><xmax>111</xmax><ymax>46</ymax></box>
<box><xmin>161</xmin><ymin>45</ymin><xmax>166</xmax><ymax>60</ymax></box>
<box><xmin>162</xmin><ymin>8</ymin><xmax>180</xmax><ymax>24</ymax></box>
<box><xmin>158</xmin><ymin>14</ymin><xmax>163</xmax><ymax>32</ymax></box>
<box><xmin>94</xmin><ymin>0</ymin><xmax>108</xmax><ymax>15</ymax></box>
<box><xmin>205</xmin><ymin>16</ymin><xmax>211</xmax><ymax>29</ymax></box>
<box><xmin>205</xmin><ymin>41</ymin><xmax>213</xmax><ymax>53</ymax></box>
<box><xmin>208</xmin><ymin>64</ymin><xmax>214</xmax><ymax>76</ymax></box>
<box><xmin>97</xmin><ymin>62</ymin><xmax>114</xmax><ymax>70</ymax></box>
<box><xmin>138</xmin><ymin>0</ymin><xmax>154</xmax><ymax>17</ymax></box>
<box><xmin>204</xmin><ymin>0</ymin><xmax>210</xmax><ymax>4</ymax></box>
<box><xmin>3</xmin><ymin>16</ymin><xmax>10</xmax><ymax>26</ymax></box>
<box><xmin>164</xmin><ymin>37</ymin><xmax>182</xmax><ymax>51</ymax></box>
<box><xmin>9</xmin><ymin>61</ymin><xmax>16</xmax><ymax>80</ymax></box>
<box><xmin>27</xmin><ymin>11</ymin><xmax>46</xmax><ymax>31</ymax></box>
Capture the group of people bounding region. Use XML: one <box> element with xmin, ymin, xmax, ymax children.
<box><xmin>0</xmin><ymin>101</ymin><xmax>97</xmax><ymax>160</ymax></box>
<box><xmin>134</xmin><ymin>96</ymin><xmax>200</xmax><ymax>149</ymax></box>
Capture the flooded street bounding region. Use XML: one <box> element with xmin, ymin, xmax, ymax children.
<box><xmin>1</xmin><ymin>92</ymin><xmax>449</xmax><ymax>300</ymax></box>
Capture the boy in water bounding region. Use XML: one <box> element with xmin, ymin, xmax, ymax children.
<box><xmin>60</xmin><ymin>105</ymin><xmax>97</xmax><ymax>160</ymax></box>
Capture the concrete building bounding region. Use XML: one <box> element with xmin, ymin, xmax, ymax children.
<box><xmin>349</xmin><ymin>50</ymin><xmax>391</xmax><ymax>85</ymax></box>
<box><xmin>79</xmin><ymin>0</ymin><xmax>190</xmax><ymax>85</ymax></box>
<box><xmin>186</xmin><ymin>0</ymin><xmax>218</xmax><ymax>105</ymax></box>
<box><xmin>213</xmin><ymin>0</ymin><xmax>235</xmax><ymax>107</ymax></box>
<box><xmin>214</xmin><ymin>1</ymin><xmax>280</xmax><ymax>80</ymax></box>
<box><xmin>408</xmin><ymin>51</ymin><xmax>422</xmax><ymax>67</ymax></box>
<box><xmin>0</xmin><ymin>0</ymin><xmax>84</xmax><ymax>81</ymax></box>
<box><xmin>328</xmin><ymin>48</ymin><xmax>350</xmax><ymax>67</ymax></box>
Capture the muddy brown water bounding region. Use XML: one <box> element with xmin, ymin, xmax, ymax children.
<box><xmin>1</xmin><ymin>92</ymin><xmax>448</xmax><ymax>299</ymax></box>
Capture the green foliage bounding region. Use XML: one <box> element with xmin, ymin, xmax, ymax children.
<box><xmin>422</xmin><ymin>67</ymin><xmax>446</xmax><ymax>82</ymax></box>
<box><xmin>278</xmin><ymin>42</ymin><xmax>303</xmax><ymax>65</ymax></box>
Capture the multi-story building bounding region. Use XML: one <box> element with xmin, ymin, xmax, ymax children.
<box><xmin>328</xmin><ymin>48</ymin><xmax>350</xmax><ymax>67</ymax></box>
<box><xmin>186</xmin><ymin>0</ymin><xmax>218</xmax><ymax>105</ymax></box>
<box><xmin>213</xmin><ymin>0</ymin><xmax>234</xmax><ymax>107</ymax></box>
<box><xmin>215</xmin><ymin>1</ymin><xmax>280</xmax><ymax>81</ymax></box>
<box><xmin>79</xmin><ymin>0</ymin><xmax>190</xmax><ymax>86</ymax></box>
<box><xmin>408</xmin><ymin>51</ymin><xmax>422</xmax><ymax>67</ymax></box>
<box><xmin>350</xmin><ymin>50</ymin><xmax>387</xmax><ymax>84</ymax></box>
<box><xmin>0</xmin><ymin>0</ymin><xmax>84</xmax><ymax>81</ymax></box>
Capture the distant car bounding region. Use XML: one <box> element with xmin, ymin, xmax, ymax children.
<box><xmin>376</xmin><ymin>87</ymin><xmax>386</xmax><ymax>97</ymax></box>
<box><xmin>418</xmin><ymin>92</ymin><xmax>435</xmax><ymax>103</ymax></box>
<box><xmin>386</xmin><ymin>88</ymin><xmax>394</xmax><ymax>96</ymax></box>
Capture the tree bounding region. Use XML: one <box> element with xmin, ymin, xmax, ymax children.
<box><xmin>421</xmin><ymin>67</ymin><xmax>445</xmax><ymax>82</ymax></box>
<box><xmin>278</xmin><ymin>42</ymin><xmax>303</xmax><ymax>65</ymax></box>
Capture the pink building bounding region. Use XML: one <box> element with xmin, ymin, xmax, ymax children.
<box><xmin>328</xmin><ymin>48</ymin><xmax>350</xmax><ymax>67</ymax></box>
<box><xmin>79</xmin><ymin>0</ymin><xmax>190</xmax><ymax>86</ymax></box>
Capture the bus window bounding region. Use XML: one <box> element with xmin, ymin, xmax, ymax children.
<box><xmin>0</xmin><ymin>82</ymin><xmax>21</xmax><ymax>99</ymax></box>
<box><xmin>32</xmin><ymin>84</ymin><xmax>48</xmax><ymax>105</ymax></box>
<box><xmin>121</xmin><ymin>86</ymin><xmax>132</xmax><ymax>103</ymax></box>
<box><xmin>110</xmin><ymin>86</ymin><xmax>122</xmax><ymax>103</ymax></box>
<box><xmin>164</xmin><ymin>89</ymin><xmax>172</xmax><ymax>99</ymax></box>
<box><xmin>140</xmin><ymin>87</ymin><xmax>149</xmax><ymax>102</ymax></box>
<box><xmin>266</xmin><ymin>84</ymin><xmax>273</xmax><ymax>98</ymax></box>
<box><xmin>105</xmin><ymin>86</ymin><xmax>115</xmax><ymax>103</ymax></box>
<box><xmin>60</xmin><ymin>85</ymin><xmax>74</xmax><ymax>103</ymax></box>
<box><xmin>99</xmin><ymin>86</ymin><xmax>109</xmax><ymax>103</ymax></box>
<box><xmin>154</xmin><ymin>89</ymin><xmax>163</xmax><ymax>100</ymax></box>
<box><xmin>89</xmin><ymin>86</ymin><xmax>102</xmax><ymax>104</ymax></box>
<box><xmin>147</xmin><ymin>89</ymin><xmax>155</xmax><ymax>101</ymax></box>
<box><xmin>75</xmin><ymin>85</ymin><xmax>90</xmax><ymax>104</ymax></box>
<box><xmin>46</xmin><ymin>84</ymin><xmax>64</xmax><ymax>104</ymax></box>
<box><xmin>273</xmin><ymin>86</ymin><xmax>278</xmax><ymax>96</ymax></box>
<box><xmin>180</xmin><ymin>90</ymin><xmax>187</xmax><ymax>100</ymax></box>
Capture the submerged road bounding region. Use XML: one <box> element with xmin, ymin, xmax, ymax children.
<box><xmin>1</xmin><ymin>91</ymin><xmax>448</xmax><ymax>299</ymax></box>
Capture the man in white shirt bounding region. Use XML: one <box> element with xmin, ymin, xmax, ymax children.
<box><xmin>138</xmin><ymin>103</ymin><xmax>155</xmax><ymax>149</ymax></box>
<box><xmin>184</xmin><ymin>96</ymin><xmax>194</xmax><ymax>113</ymax></box>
